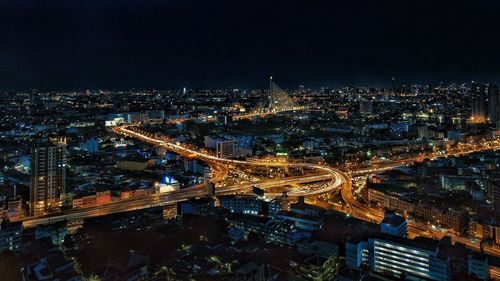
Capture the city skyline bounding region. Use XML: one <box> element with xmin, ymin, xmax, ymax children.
<box><xmin>1</xmin><ymin>0</ymin><xmax>500</xmax><ymax>90</ymax></box>
<box><xmin>2</xmin><ymin>1</ymin><xmax>500</xmax><ymax>281</ymax></box>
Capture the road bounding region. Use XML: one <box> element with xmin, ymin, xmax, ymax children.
<box><xmin>21</xmin><ymin>173</ymin><xmax>333</xmax><ymax>228</ymax></box>
<box><xmin>19</xmin><ymin>125</ymin><xmax>344</xmax><ymax>228</ymax></box>
<box><xmin>22</xmin><ymin>123</ymin><xmax>500</xmax><ymax>259</ymax></box>
<box><xmin>115</xmin><ymin>125</ymin><xmax>344</xmax><ymax>196</ymax></box>
<box><xmin>341</xmin><ymin>140</ymin><xmax>500</xmax><ymax>257</ymax></box>
<box><xmin>116</xmin><ymin>125</ymin><xmax>500</xmax><ymax>258</ymax></box>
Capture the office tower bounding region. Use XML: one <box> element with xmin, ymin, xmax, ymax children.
<box><xmin>30</xmin><ymin>139</ymin><xmax>67</xmax><ymax>216</ymax></box>
<box><xmin>471</xmin><ymin>84</ymin><xmax>486</xmax><ymax>123</ymax></box>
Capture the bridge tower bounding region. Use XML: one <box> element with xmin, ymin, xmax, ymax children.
<box><xmin>269</xmin><ymin>76</ymin><xmax>274</xmax><ymax>111</ymax></box>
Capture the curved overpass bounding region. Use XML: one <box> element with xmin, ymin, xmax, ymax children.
<box><xmin>18</xmin><ymin>126</ymin><xmax>347</xmax><ymax>228</ymax></box>
<box><xmin>115</xmin><ymin>125</ymin><xmax>345</xmax><ymax>196</ymax></box>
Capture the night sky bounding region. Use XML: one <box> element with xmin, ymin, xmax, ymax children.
<box><xmin>1</xmin><ymin>0</ymin><xmax>500</xmax><ymax>90</ymax></box>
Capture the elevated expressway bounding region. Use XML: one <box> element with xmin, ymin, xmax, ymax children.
<box><xmin>22</xmin><ymin>123</ymin><xmax>500</xmax><ymax>257</ymax></box>
<box><xmin>19</xmin><ymin>126</ymin><xmax>344</xmax><ymax>228</ymax></box>
<box><xmin>114</xmin><ymin>125</ymin><xmax>344</xmax><ymax>197</ymax></box>
<box><xmin>111</xmin><ymin>127</ymin><xmax>500</xmax><ymax>257</ymax></box>
<box><xmin>341</xmin><ymin>141</ymin><xmax>500</xmax><ymax>257</ymax></box>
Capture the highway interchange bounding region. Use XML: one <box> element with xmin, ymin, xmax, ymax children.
<box><xmin>20</xmin><ymin>124</ymin><xmax>500</xmax><ymax>258</ymax></box>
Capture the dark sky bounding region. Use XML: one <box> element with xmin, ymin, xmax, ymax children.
<box><xmin>1</xmin><ymin>0</ymin><xmax>500</xmax><ymax>90</ymax></box>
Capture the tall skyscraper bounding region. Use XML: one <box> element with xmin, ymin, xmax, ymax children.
<box><xmin>487</xmin><ymin>84</ymin><xmax>500</xmax><ymax>127</ymax></box>
<box><xmin>30</xmin><ymin>138</ymin><xmax>67</xmax><ymax>216</ymax></box>
<box><xmin>471</xmin><ymin>84</ymin><xmax>486</xmax><ymax>124</ymax></box>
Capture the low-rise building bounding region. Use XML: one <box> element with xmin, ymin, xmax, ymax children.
<box><xmin>178</xmin><ymin>197</ymin><xmax>214</xmax><ymax>216</ymax></box>
<box><xmin>297</xmin><ymin>239</ymin><xmax>338</xmax><ymax>258</ymax></box>
<box><xmin>468</xmin><ymin>253</ymin><xmax>489</xmax><ymax>281</ymax></box>
<box><xmin>380</xmin><ymin>210</ymin><xmax>407</xmax><ymax>237</ymax></box>
<box><xmin>346</xmin><ymin>235</ymin><xmax>451</xmax><ymax>281</ymax></box>
<box><xmin>275</xmin><ymin>210</ymin><xmax>323</xmax><ymax>231</ymax></box>
<box><xmin>35</xmin><ymin>220</ymin><xmax>68</xmax><ymax>246</ymax></box>
<box><xmin>0</xmin><ymin>219</ymin><xmax>22</xmax><ymax>253</ymax></box>
<box><xmin>92</xmin><ymin>252</ymin><xmax>149</xmax><ymax>281</ymax></box>
<box><xmin>22</xmin><ymin>247</ymin><xmax>83</xmax><ymax>281</ymax></box>
<box><xmin>219</xmin><ymin>195</ymin><xmax>263</xmax><ymax>215</ymax></box>
<box><xmin>228</xmin><ymin>214</ymin><xmax>311</xmax><ymax>246</ymax></box>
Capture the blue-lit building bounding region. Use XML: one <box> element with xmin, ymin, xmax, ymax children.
<box><xmin>79</xmin><ymin>138</ymin><xmax>99</xmax><ymax>154</ymax></box>
<box><xmin>178</xmin><ymin>197</ymin><xmax>214</xmax><ymax>216</ymax></box>
<box><xmin>267</xmin><ymin>196</ymin><xmax>288</xmax><ymax>215</ymax></box>
<box><xmin>346</xmin><ymin>235</ymin><xmax>451</xmax><ymax>281</ymax></box>
<box><xmin>468</xmin><ymin>253</ymin><xmax>489</xmax><ymax>281</ymax></box>
<box><xmin>380</xmin><ymin>210</ymin><xmax>407</xmax><ymax>237</ymax></box>
<box><xmin>228</xmin><ymin>227</ymin><xmax>245</xmax><ymax>243</ymax></box>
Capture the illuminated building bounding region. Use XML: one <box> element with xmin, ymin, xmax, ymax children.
<box><xmin>380</xmin><ymin>210</ymin><xmax>407</xmax><ymax>237</ymax></box>
<box><xmin>72</xmin><ymin>191</ymin><xmax>111</xmax><ymax>209</ymax></box>
<box><xmin>204</xmin><ymin>136</ymin><xmax>235</xmax><ymax>158</ymax></box>
<box><xmin>346</xmin><ymin>235</ymin><xmax>451</xmax><ymax>281</ymax></box>
<box><xmin>471</xmin><ymin>84</ymin><xmax>486</xmax><ymax>124</ymax></box>
<box><xmin>216</xmin><ymin>139</ymin><xmax>235</xmax><ymax>158</ymax></box>
<box><xmin>158</xmin><ymin>176</ymin><xmax>180</xmax><ymax>193</ymax></box>
<box><xmin>79</xmin><ymin>138</ymin><xmax>99</xmax><ymax>154</ymax></box>
<box><xmin>219</xmin><ymin>195</ymin><xmax>263</xmax><ymax>215</ymax></box>
<box><xmin>30</xmin><ymin>139</ymin><xmax>67</xmax><ymax>216</ymax></box>
<box><xmin>184</xmin><ymin>159</ymin><xmax>212</xmax><ymax>181</ymax></box>
<box><xmin>290</xmin><ymin>197</ymin><xmax>324</xmax><ymax>217</ymax></box>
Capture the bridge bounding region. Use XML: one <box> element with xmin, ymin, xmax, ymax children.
<box><xmin>232</xmin><ymin>77</ymin><xmax>305</xmax><ymax>120</ymax></box>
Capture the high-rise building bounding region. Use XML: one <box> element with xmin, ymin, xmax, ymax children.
<box><xmin>216</xmin><ymin>140</ymin><xmax>234</xmax><ymax>158</ymax></box>
<box><xmin>471</xmin><ymin>84</ymin><xmax>486</xmax><ymax>124</ymax></box>
<box><xmin>30</xmin><ymin>139</ymin><xmax>67</xmax><ymax>216</ymax></box>
<box><xmin>487</xmin><ymin>84</ymin><xmax>500</xmax><ymax>127</ymax></box>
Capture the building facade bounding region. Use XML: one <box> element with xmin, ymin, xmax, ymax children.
<box><xmin>346</xmin><ymin>235</ymin><xmax>451</xmax><ymax>281</ymax></box>
<box><xmin>30</xmin><ymin>140</ymin><xmax>67</xmax><ymax>216</ymax></box>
